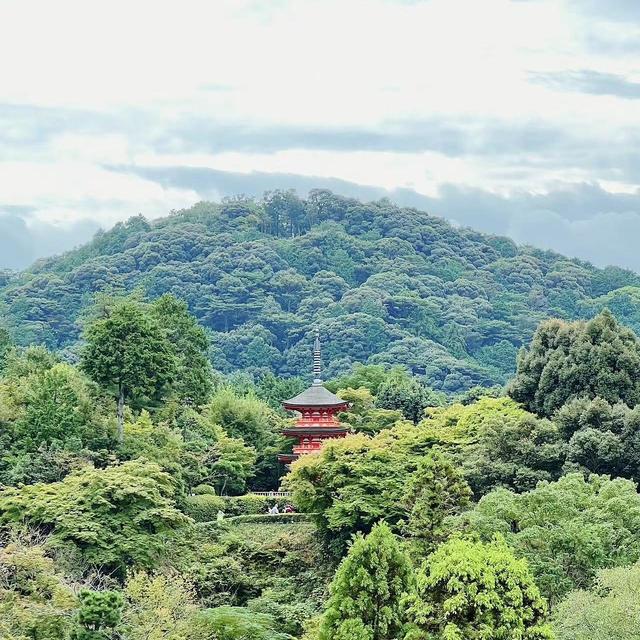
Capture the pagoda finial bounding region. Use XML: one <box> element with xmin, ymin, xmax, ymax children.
<box><xmin>313</xmin><ymin>328</ymin><xmax>322</xmax><ymax>384</ymax></box>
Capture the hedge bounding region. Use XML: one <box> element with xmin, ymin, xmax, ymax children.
<box><xmin>184</xmin><ymin>493</ymin><xmax>294</xmax><ymax>522</ymax></box>
<box><xmin>227</xmin><ymin>513</ymin><xmax>310</xmax><ymax>524</ymax></box>
<box><xmin>221</xmin><ymin>494</ymin><xmax>292</xmax><ymax>516</ymax></box>
<box><xmin>184</xmin><ymin>494</ymin><xmax>226</xmax><ymax>522</ymax></box>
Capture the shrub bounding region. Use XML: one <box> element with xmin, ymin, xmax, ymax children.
<box><xmin>184</xmin><ymin>495</ymin><xmax>226</xmax><ymax>522</ymax></box>
<box><xmin>192</xmin><ymin>484</ymin><xmax>217</xmax><ymax>495</ymax></box>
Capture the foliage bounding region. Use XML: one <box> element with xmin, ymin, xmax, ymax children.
<box><xmin>184</xmin><ymin>494</ymin><xmax>227</xmax><ymax>522</ymax></box>
<box><xmin>337</xmin><ymin>386</ymin><xmax>404</xmax><ymax>435</ymax></box>
<box><xmin>284</xmin><ymin>428</ymin><xmax>425</xmax><ymax>550</ymax></box>
<box><xmin>420</xmin><ymin>397</ymin><xmax>566</xmax><ymax>495</ymax></box>
<box><xmin>81</xmin><ymin>298</ymin><xmax>176</xmax><ymax>440</ymax></box>
<box><xmin>405</xmin><ymin>537</ymin><xmax>551</xmax><ymax>640</ymax></box>
<box><xmin>151</xmin><ymin>294</ymin><xmax>213</xmax><ymax>406</ymax></box>
<box><xmin>509</xmin><ymin>310</ymin><xmax>640</xmax><ymax>417</ymax></box>
<box><xmin>552</xmin><ymin>561</ymin><xmax>640</xmax><ymax>640</ymax></box>
<box><xmin>402</xmin><ymin>448</ymin><xmax>472</xmax><ymax>557</ymax></box>
<box><xmin>0</xmin><ymin>540</ymin><xmax>77</xmax><ymax>640</ymax></box>
<box><xmin>455</xmin><ymin>473</ymin><xmax>640</xmax><ymax>604</ymax></box>
<box><xmin>186</xmin><ymin>606</ymin><xmax>292</xmax><ymax>640</ymax></box>
<box><xmin>319</xmin><ymin>522</ymin><xmax>413</xmax><ymax>640</ymax></box>
<box><xmin>0</xmin><ymin>460</ymin><xmax>190</xmax><ymax>573</ymax></box>
<box><xmin>123</xmin><ymin>571</ymin><xmax>196</xmax><ymax>640</ymax></box>
<box><xmin>206</xmin><ymin>388</ymin><xmax>283</xmax><ymax>490</ymax></box>
<box><xmin>374</xmin><ymin>369</ymin><xmax>444</xmax><ymax>423</ymax></box>
<box><xmin>71</xmin><ymin>590</ymin><xmax>123</xmax><ymax>640</ymax></box>
<box><xmin>556</xmin><ymin>395</ymin><xmax>640</xmax><ymax>479</ymax></box>
<box><xmin>5</xmin><ymin>191</ymin><xmax>637</xmax><ymax>393</ymax></box>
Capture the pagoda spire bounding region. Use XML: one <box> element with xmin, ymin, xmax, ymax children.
<box><xmin>313</xmin><ymin>328</ymin><xmax>322</xmax><ymax>384</ymax></box>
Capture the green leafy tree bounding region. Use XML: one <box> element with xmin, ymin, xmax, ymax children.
<box><xmin>186</xmin><ymin>606</ymin><xmax>291</xmax><ymax>640</ymax></box>
<box><xmin>71</xmin><ymin>590</ymin><xmax>123</xmax><ymax>640</ymax></box>
<box><xmin>552</xmin><ymin>561</ymin><xmax>640</xmax><ymax>640</ymax></box>
<box><xmin>555</xmin><ymin>395</ymin><xmax>640</xmax><ymax>479</ymax></box>
<box><xmin>0</xmin><ymin>540</ymin><xmax>76</xmax><ymax>640</ymax></box>
<box><xmin>16</xmin><ymin>363</ymin><xmax>109</xmax><ymax>450</ymax></box>
<box><xmin>405</xmin><ymin>538</ymin><xmax>551</xmax><ymax>640</ymax></box>
<box><xmin>420</xmin><ymin>397</ymin><xmax>565</xmax><ymax>496</ymax></box>
<box><xmin>327</xmin><ymin>364</ymin><xmax>392</xmax><ymax>395</ymax></box>
<box><xmin>375</xmin><ymin>371</ymin><xmax>443</xmax><ymax>424</ymax></box>
<box><xmin>319</xmin><ymin>522</ymin><xmax>413</xmax><ymax>640</ymax></box>
<box><xmin>402</xmin><ymin>448</ymin><xmax>472</xmax><ymax>556</ymax></box>
<box><xmin>337</xmin><ymin>386</ymin><xmax>405</xmax><ymax>435</ymax></box>
<box><xmin>206</xmin><ymin>388</ymin><xmax>283</xmax><ymax>490</ymax></box>
<box><xmin>123</xmin><ymin>571</ymin><xmax>195</xmax><ymax>640</ymax></box>
<box><xmin>509</xmin><ymin>310</ymin><xmax>640</xmax><ymax>417</ymax></box>
<box><xmin>285</xmin><ymin>431</ymin><xmax>417</xmax><ymax>550</ymax></box>
<box><xmin>0</xmin><ymin>460</ymin><xmax>190</xmax><ymax>573</ymax></box>
<box><xmin>455</xmin><ymin>473</ymin><xmax>640</xmax><ymax>605</ymax></box>
<box><xmin>0</xmin><ymin>327</ymin><xmax>11</xmax><ymax>372</ymax></box>
<box><xmin>151</xmin><ymin>294</ymin><xmax>213</xmax><ymax>406</ymax></box>
<box><xmin>81</xmin><ymin>299</ymin><xmax>176</xmax><ymax>442</ymax></box>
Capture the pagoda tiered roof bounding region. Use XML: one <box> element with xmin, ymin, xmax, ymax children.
<box><xmin>282</xmin><ymin>382</ymin><xmax>348</xmax><ymax>409</ymax></box>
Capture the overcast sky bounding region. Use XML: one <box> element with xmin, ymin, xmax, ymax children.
<box><xmin>2</xmin><ymin>0</ymin><xmax>640</xmax><ymax>270</ymax></box>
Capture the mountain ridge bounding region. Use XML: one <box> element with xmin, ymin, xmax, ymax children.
<box><xmin>2</xmin><ymin>189</ymin><xmax>640</xmax><ymax>393</ymax></box>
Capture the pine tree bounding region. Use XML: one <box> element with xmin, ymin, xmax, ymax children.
<box><xmin>71</xmin><ymin>590</ymin><xmax>123</xmax><ymax>640</ymax></box>
<box><xmin>319</xmin><ymin>522</ymin><xmax>413</xmax><ymax>640</ymax></box>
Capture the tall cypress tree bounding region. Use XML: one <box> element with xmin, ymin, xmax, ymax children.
<box><xmin>319</xmin><ymin>521</ymin><xmax>413</xmax><ymax>640</ymax></box>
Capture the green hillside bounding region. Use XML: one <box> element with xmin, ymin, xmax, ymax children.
<box><xmin>2</xmin><ymin>189</ymin><xmax>639</xmax><ymax>392</ymax></box>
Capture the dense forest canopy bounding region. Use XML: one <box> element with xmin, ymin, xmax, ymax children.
<box><xmin>3</xmin><ymin>190</ymin><xmax>640</xmax><ymax>393</ymax></box>
<box><xmin>6</xmin><ymin>192</ymin><xmax>640</xmax><ymax>638</ymax></box>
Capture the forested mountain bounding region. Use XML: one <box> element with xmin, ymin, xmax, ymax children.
<box><xmin>6</xmin><ymin>193</ymin><xmax>640</xmax><ymax>637</ymax></box>
<box><xmin>2</xmin><ymin>189</ymin><xmax>639</xmax><ymax>393</ymax></box>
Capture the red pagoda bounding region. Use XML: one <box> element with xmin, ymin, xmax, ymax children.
<box><xmin>278</xmin><ymin>331</ymin><xmax>349</xmax><ymax>464</ymax></box>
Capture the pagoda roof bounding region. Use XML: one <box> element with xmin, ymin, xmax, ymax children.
<box><xmin>283</xmin><ymin>383</ymin><xmax>348</xmax><ymax>409</ymax></box>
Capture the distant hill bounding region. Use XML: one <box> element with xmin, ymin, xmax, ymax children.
<box><xmin>2</xmin><ymin>189</ymin><xmax>640</xmax><ymax>392</ymax></box>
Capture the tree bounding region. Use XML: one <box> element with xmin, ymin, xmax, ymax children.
<box><xmin>0</xmin><ymin>327</ymin><xmax>11</xmax><ymax>372</ymax></box>
<box><xmin>71</xmin><ymin>590</ymin><xmax>123</xmax><ymax>640</ymax></box>
<box><xmin>555</xmin><ymin>396</ymin><xmax>640</xmax><ymax>479</ymax></box>
<box><xmin>455</xmin><ymin>473</ymin><xmax>640</xmax><ymax>605</ymax></box>
<box><xmin>0</xmin><ymin>540</ymin><xmax>76</xmax><ymax>640</ymax></box>
<box><xmin>81</xmin><ymin>299</ymin><xmax>176</xmax><ymax>442</ymax></box>
<box><xmin>337</xmin><ymin>387</ymin><xmax>404</xmax><ymax>435</ymax></box>
<box><xmin>319</xmin><ymin>522</ymin><xmax>413</xmax><ymax>640</ymax></box>
<box><xmin>0</xmin><ymin>460</ymin><xmax>190</xmax><ymax>573</ymax></box>
<box><xmin>552</xmin><ymin>561</ymin><xmax>640</xmax><ymax>640</ymax></box>
<box><xmin>186</xmin><ymin>606</ymin><xmax>291</xmax><ymax>640</ymax></box>
<box><xmin>405</xmin><ymin>538</ymin><xmax>551</xmax><ymax>640</ymax></box>
<box><xmin>285</xmin><ymin>430</ymin><xmax>417</xmax><ymax>551</ymax></box>
<box><xmin>151</xmin><ymin>294</ymin><xmax>213</xmax><ymax>406</ymax></box>
<box><xmin>374</xmin><ymin>370</ymin><xmax>444</xmax><ymax>423</ymax></box>
<box><xmin>206</xmin><ymin>388</ymin><xmax>283</xmax><ymax>490</ymax></box>
<box><xmin>402</xmin><ymin>448</ymin><xmax>472</xmax><ymax>556</ymax></box>
<box><xmin>509</xmin><ymin>310</ymin><xmax>640</xmax><ymax>417</ymax></box>
<box><xmin>15</xmin><ymin>363</ymin><xmax>109</xmax><ymax>450</ymax></box>
<box><xmin>420</xmin><ymin>397</ymin><xmax>566</xmax><ymax>496</ymax></box>
<box><xmin>123</xmin><ymin>571</ymin><xmax>195</xmax><ymax>640</ymax></box>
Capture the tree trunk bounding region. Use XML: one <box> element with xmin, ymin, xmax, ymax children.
<box><xmin>117</xmin><ymin>384</ymin><xmax>125</xmax><ymax>443</ymax></box>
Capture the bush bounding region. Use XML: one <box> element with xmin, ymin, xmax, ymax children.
<box><xmin>184</xmin><ymin>494</ymin><xmax>226</xmax><ymax>522</ymax></box>
<box><xmin>193</xmin><ymin>484</ymin><xmax>217</xmax><ymax>495</ymax></box>
<box><xmin>229</xmin><ymin>513</ymin><xmax>310</xmax><ymax>524</ymax></box>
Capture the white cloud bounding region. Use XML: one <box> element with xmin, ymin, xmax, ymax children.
<box><xmin>0</xmin><ymin>0</ymin><xmax>639</xmax><ymax>268</ymax></box>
